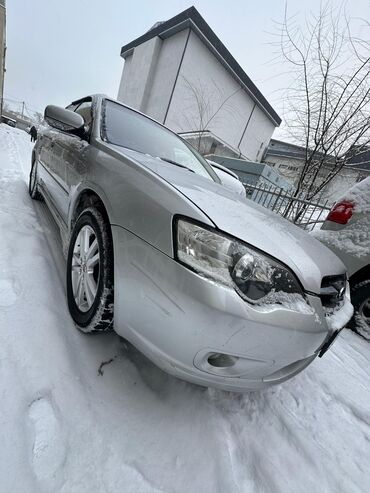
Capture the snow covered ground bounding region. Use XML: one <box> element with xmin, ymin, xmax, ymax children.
<box><xmin>1</xmin><ymin>124</ymin><xmax>370</xmax><ymax>493</ymax></box>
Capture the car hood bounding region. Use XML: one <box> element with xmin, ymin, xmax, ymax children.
<box><xmin>111</xmin><ymin>146</ymin><xmax>346</xmax><ymax>293</ymax></box>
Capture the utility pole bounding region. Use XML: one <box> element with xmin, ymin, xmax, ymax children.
<box><xmin>21</xmin><ymin>101</ymin><xmax>25</xmax><ymax>119</ymax></box>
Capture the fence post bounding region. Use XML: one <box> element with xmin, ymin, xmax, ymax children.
<box><xmin>243</xmin><ymin>181</ymin><xmax>331</xmax><ymax>231</ymax></box>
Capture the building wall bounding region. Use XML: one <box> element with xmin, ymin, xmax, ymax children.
<box><xmin>165</xmin><ymin>31</ymin><xmax>253</xmax><ymax>150</ymax></box>
<box><xmin>118</xmin><ymin>29</ymin><xmax>190</xmax><ymax>123</ymax></box>
<box><xmin>144</xmin><ymin>29</ymin><xmax>189</xmax><ymax>122</ymax></box>
<box><xmin>264</xmin><ymin>151</ymin><xmax>370</xmax><ymax>203</ymax></box>
<box><xmin>117</xmin><ymin>36</ymin><xmax>163</xmax><ymax>112</ymax></box>
<box><xmin>118</xmin><ymin>28</ymin><xmax>277</xmax><ymax>162</ymax></box>
<box><xmin>165</xmin><ymin>31</ymin><xmax>275</xmax><ymax>161</ymax></box>
<box><xmin>239</xmin><ymin>105</ymin><xmax>276</xmax><ymax>162</ymax></box>
<box><xmin>264</xmin><ymin>154</ymin><xmax>303</xmax><ymax>186</ymax></box>
<box><xmin>117</xmin><ymin>52</ymin><xmax>133</xmax><ymax>102</ymax></box>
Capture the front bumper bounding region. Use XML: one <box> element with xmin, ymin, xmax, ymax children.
<box><xmin>112</xmin><ymin>225</ymin><xmax>352</xmax><ymax>391</ymax></box>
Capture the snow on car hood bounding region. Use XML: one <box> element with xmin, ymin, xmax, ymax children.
<box><xmin>112</xmin><ymin>147</ymin><xmax>346</xmax><ymax>293</ymax></box>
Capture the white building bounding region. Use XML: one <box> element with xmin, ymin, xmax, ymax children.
<box><xmin>263</xmin><ymin>139</ymin><xmax>309</xmax><ymax>186</ymax></box>
<box><xmin>264</xmin><ymin>139</ymin><xmax>370</xmax><ymax>203</ymax></box>
<box><xmin>118</xmin><ymin>6</ymin><xmax>281</xmax><ymax>162</ymax></box>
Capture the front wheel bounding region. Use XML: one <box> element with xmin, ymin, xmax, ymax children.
<box><xmin>66</xmin><ymin>207</ymin><xmax>114</xmax><ymax>333</ymax></box>
<box><xmin>348</xmin><ymin>279</ymin><xmax>370</xmax><ymax>340</ymax></box>
<box><xmin>29</xmin><ymin>159</ymin><xmax>42</xmax><ymax>200</ymax></box>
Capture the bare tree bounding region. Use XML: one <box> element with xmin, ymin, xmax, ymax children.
<box><xmin>33</xmin><ymin>111</ymin><xmax>45</xmax><ymax>126</ymax></box>
<box><xmin>275</xmin><ymin>3</ymin><xmax>370</xmax><ymax>217</ymax></box>
<box><xmin>180</xmin><ymin>76</ymin><xmax>242</xmax><ymax>153</ymax></box>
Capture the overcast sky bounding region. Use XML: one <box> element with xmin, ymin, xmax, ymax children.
<box><xmin>5</xmin><ymin>0</ymin><xmax>369</xmax><ymax>125</ymax></box>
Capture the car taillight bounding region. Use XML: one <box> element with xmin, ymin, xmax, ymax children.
<box><xmin>326</xmin><ymin>200</ymin><xmax>354</xmax><ymax>225</ymax></box>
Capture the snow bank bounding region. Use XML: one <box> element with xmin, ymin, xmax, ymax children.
<box><xmin>345</xmin><ymin>175</ymin><xmax>370</xmax><ymax>214</ymax></box>
<box><xmin>313</xmin><ymin>176</ymin><xmax>370</xmax><ymax>258</ymax></box>
<box><xmin>314</xmin><ymin>222</ymin><xmax>370</xmax><ymax>258</ymax></box>
<box><xmin>325</xmin><ymin>295</ymin><xmax>354</xmax><ymax>331</ymax></box>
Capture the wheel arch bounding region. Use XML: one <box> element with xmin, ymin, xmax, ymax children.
<box><xmin>69</xmin><ymin>187</ymin><xmax>112</xmax><ymax>233</ymax></box>
<box><xmin>66</xmin><ymin>194</ymin><xmax>115</xmax><ymax>333</ymax></box>
<box><xmin>68</xmin><ymin>187</ymin><xmax>115</xmax><ymax>295</ymax></box>
<box><xmin>69</xmin><ymin>188</ymin><xmax>113</xmax><ymax>245</ymax></box>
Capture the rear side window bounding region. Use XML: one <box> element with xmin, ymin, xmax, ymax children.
<box><xmin>75</xmin><ymin>101</ymin><xmax>92</xmax><ymax>128</ymax></box>
<box><xmin>66</xmin><ymin>103</ymin><xmax>79</xmax><ymax>112</ymax></box>
<box><xmin>65</xmin><ymin>100</ymin><xmax>93</xmax><ymax>134</ymax></box>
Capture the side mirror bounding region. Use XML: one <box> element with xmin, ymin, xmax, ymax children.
<box><xmin>44</xmin><ymin>105</ymin><xmax>85</xmax><ymax>135</ymax></box>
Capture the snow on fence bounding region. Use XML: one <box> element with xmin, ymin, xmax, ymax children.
<box><xmin>244</xmin><ymin>182</ymin><xmax>331</xmax><ymax>232</ymax></box>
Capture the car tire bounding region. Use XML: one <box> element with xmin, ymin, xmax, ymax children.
<box><xmin>29</xmin><ymin>159</ymin><xmax>42</xmax><ymax>200</ymax></box>
<box><xmin>348</xmin><ymin>279</ymin><xmax>370</xmax><ymax>340</ymax></box>
<box><xmin>66</xmin><ymin>207</ymin><xmax>114</xmax><ymax>333</ymax></box>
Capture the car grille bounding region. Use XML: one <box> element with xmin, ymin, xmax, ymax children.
<box><xmin>320</xmin><ymin>274</ymin><xmax>346</xmax><ymax>309</ymax></box>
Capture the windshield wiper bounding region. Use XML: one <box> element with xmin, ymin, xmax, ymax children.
<box><xmin>158</xmin><ymin>157</ymin><xmax>195</xmax><ymax>173</ymax></box>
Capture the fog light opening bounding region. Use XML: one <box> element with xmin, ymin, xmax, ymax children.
<box><xmin>207</xmin><ymin>353</ymin><xmax>238</xmax><ymax>368</ymax></box>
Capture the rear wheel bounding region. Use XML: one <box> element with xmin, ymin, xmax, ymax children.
<box><xmin>348</xmin><ymin>280</ymin><xmax>370</xmax><ymax>340</ymax></box>
<box><xmin>29</xmin><ymin>159</ymin><xmax>42</xmax><ymax>200</ymax></box>
<box><xmin>66</xmin><ymin>207</ymin><xmax>114</xmax><ymax>333</ymax></box>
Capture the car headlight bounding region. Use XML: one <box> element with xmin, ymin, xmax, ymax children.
<box><xmin>175</xmin><ymin>218</ymin><xmax>303</xmax><ymax>304</ymax></box>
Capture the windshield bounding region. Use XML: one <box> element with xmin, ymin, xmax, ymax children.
<box><xmin>102</xmin><ymin>100</ymin><xmax>218</xmax><ymax>181</ymax></box>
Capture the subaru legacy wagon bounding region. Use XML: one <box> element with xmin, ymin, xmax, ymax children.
<box><xmin>29</xmin><ymin>95</ymin><xmax>353</xmax><ymax>391</ymax></box>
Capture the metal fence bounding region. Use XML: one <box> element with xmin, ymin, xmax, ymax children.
<box><xmin>244</xmin><ymin>182</ymin><xmax>332</xmax><ymax>232</ymax></box>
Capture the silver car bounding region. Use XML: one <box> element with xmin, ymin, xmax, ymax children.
<box><xmin>318</xmin><ymin>177</ymin><xmax>370</xmax><ymax>339</ymax></box>
<box><xmin>207</xmin><ymin>160</ymin><xmax>246</xmax><ymax>197</ymax></box>
<box><xmin>29</xmin><ymin>95</ymin><xmax>352</xmax><ymax>391</ymax></box>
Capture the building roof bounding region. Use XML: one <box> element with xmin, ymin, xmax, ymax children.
<box><xmin>346</xmin><ymin>147</ymin><xmax>370</xmax><ymax>171</ymax></box>
<box><xmin>266</xmin><ymin>139</ymin><xmax>370</xmax><ymax>179</ymax></box>
<box><xmin>265</xmin><ymin>139</ymin><xmax>307</xmax><ymax>160</ymax></box>
<box><xmin>120</xmin><ymin>6</ymin><xmax>281</xmax><ymax>126</ymax></box>
<box><xmin>267</xmin><ymin>139</ymin><xmax>370</xmax><ymax>171</ymax></box>
<box><xmin>266</xmin><ymin>139</ymin><xmax>338</xmax><ymax>165</ymax></box>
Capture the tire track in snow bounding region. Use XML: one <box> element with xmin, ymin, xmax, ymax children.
<box><xmin>0</xmin><ymin>276</ymin><xmax>20</xmax><ymax>307</ymax></box>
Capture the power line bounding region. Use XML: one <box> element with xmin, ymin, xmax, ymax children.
<box><xmin>3</xmin><ymin>93</ymin><xmax>42</xmax><ymax>114</ymax></box>
<box><xmin>3</xmin><ymin>97</ymin><xmax>42</xmax><ymax>118</ymax></box>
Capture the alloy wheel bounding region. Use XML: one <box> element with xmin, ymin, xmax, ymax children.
<box><xmin>71</xmin><ymin>225</ymin><xmax>100</xmax><ymax>312</ymax></box>
<box><xmin>359</xmin><ymin>297</ymin><xmax>370</xmax><ymax>327</ymax></box>
<box><xmin>30</xmin><ymin>163</ymin><xmax>37</xmax><ymax>191</ymax></box>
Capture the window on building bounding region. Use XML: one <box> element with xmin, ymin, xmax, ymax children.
<box><xmin>209</xmin><ymin>141</ymin><xmax>217</xmax><ymax>154</ymax></box>
<box><xmin>278</xmin><ymin>164</ymin><xmax>298</xmax><ymax>172</ymax></box>
<box><xmin>256</xmin><ymin>141</ymin><xmax>265</xmax><ymax>160</ymax></box>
